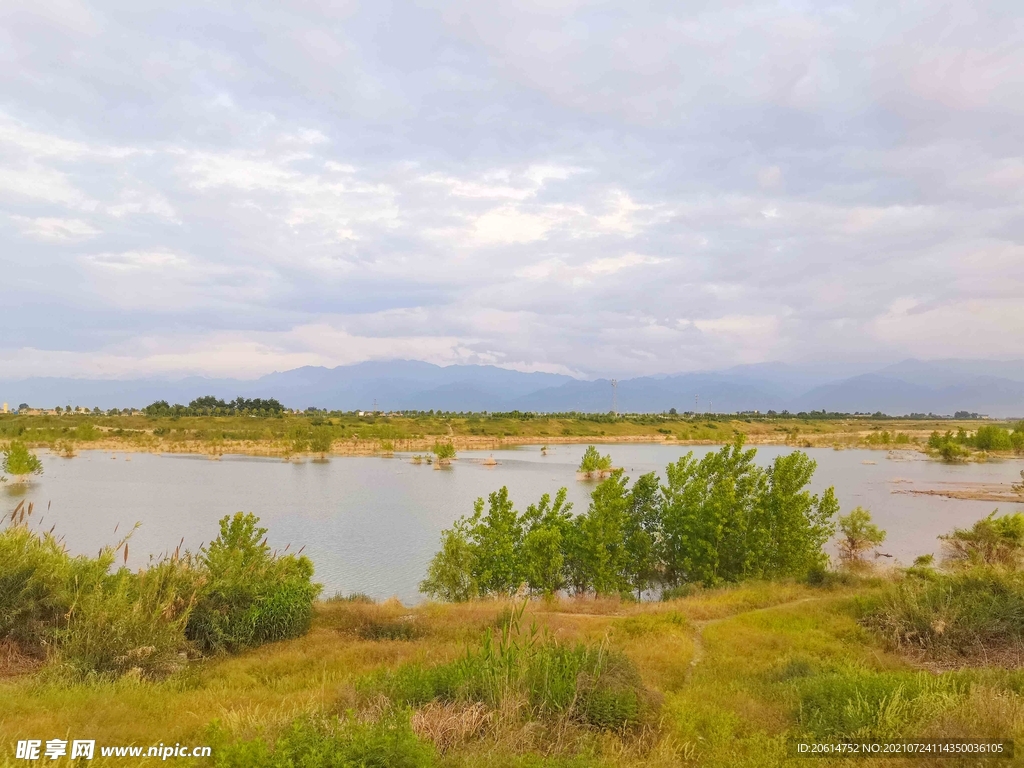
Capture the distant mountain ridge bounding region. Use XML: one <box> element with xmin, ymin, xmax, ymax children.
<box><xmin>2</xmin><ymin>358</ymin><xmax>1023</xmax><ymax>417</ymax></box>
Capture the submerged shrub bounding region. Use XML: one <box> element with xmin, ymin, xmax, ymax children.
<box><xmin>213</xmin><ymin>712</ymin><xmax>434</xmax><ymax>768</ymax></box>
<box><xmin>187</xmin><ymin>513</ymin><xmax>322</xmax><ymax>653</ymax></box>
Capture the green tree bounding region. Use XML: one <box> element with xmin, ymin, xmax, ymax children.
<box><xmin>622</xmin><ymin>472</ymin><xmax>662</xmax><ymax>598</ymax></box>
<box><xmin>466</xmin><ymin>487</ymin><xmax>524</xmax><ymax>595</ymax></box>
<box><xmin>837</xmin><ymin>507</ymin><xmax>886</xmax><ymax>568</ymax></box>
<box><xmin>578</xmin><ymin>445</ymin><xmax>612</xmax><ymax>478</ymax></box>
<box><xmin>520</xmin><ymin>488</ymin><xmax>573</xmax><ymax>596</ymax></box>
<box><xmin>571</xmin><ymin>470</ymin><xmax>631</xmax><ymax>596</ymax></box>
<box><xmin>939</xmin><ymin>511</ymin><xmax>1024</xmax><ymax>569</ymax></box>
<box><xmin>432</xmin><ymin>441</ymin><xmax>456</xmax><ymax>465</ymax></box>
<box><xmin>419</xmin><ymin>522</ymin><xmax>478</xmax><ymax>602</ymax></box>
<box><xmin>2</xmin><ymin>441</ymin><xmax>43</xmax><ymax>482</ymax></box>
<box><xmin>747</xmin><ymin>452</ymin><xmax>839</xmax><ymax>579</ymax></box>
<box><xmin>309</xmin><ymin>426</ymin><xmax>333</xmax><ymax>454</ymax></box>
<box><xmin>660</xmin><ymin>437</ymin><xmax>763</xmax><ymax>587</ymax></box>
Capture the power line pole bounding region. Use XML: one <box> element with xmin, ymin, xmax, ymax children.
<box><xmin>611</xmin><ymin>379</ymin><xmax>618</xmax><ymax>416</ymax></box>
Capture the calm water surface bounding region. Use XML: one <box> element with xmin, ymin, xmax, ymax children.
<box><xmin>6</xmin><ymin>444</ymin><xmax>1023</xmax><ymax>603</ymax></box>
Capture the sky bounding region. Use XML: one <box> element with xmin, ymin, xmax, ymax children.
<box><xmin>1</xmin><ymin>0</ymin><xmax>1022</xmax><ymax>381</ymax></box>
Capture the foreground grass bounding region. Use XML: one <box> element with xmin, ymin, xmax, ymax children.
<box><xmin>4</xmin><ymin>582</ymin><xmax>1024</xmax><ymax>766</ymax></box>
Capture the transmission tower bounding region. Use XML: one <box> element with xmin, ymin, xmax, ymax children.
<box><xmin>611</xmin><ymin>379</ymin><xmax>618</xmax><ymax>415</ymax></box>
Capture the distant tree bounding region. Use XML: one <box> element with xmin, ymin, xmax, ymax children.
<box><xmin>309</xmin><ymin>426</ymin><xmax>333</xmax><ymax>455</ymax></box>
<box><xmin>432</xmin><ymin>441</ymin><xmax>456</xmax><ymax>465</ymax></box>
<box><xmin>578</xmin><ymin>445</ymin><xmax>612</xmax><ymax>478</ymax></box>
<box><xmin>837</xmin><ymin>507</ymin><xmax>886</xmax><ymax>567</ymax></box>
<box><xmin>17</xmin><ymin>403</ymin><xmax>28</xmax><ymax>411</ymax></box>
<box><xmin>2</xmin><ymin>441</ymin><xmax>43</xmax><ymax>482</ymax></box>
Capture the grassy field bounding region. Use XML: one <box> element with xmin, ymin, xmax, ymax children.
<box><xmin>3</xmin><ymin>579</ymin><xmax>1023</xmax><ymax>767</ymax></box>
<box><xmin>1</xmin><ymin>411</ymin><xmax>1019</xmax><ymax>459</ymax></box>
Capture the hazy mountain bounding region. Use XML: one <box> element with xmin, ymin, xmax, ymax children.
<box><xmin>2</xmin><ymin>359</ymin><xmax>1022</xmax><ymax>416</ymax></box>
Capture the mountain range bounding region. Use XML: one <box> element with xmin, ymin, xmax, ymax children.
<box><xmin>2</xmin><ymin>359</ymin><xmax>1024</xmax><ymax>417</ymax></box>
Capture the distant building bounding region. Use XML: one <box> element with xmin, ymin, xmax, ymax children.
<box><xmin>2</xmin><ymin>402</ymin><xmax>7</xmax><ymax>414</ymax></box>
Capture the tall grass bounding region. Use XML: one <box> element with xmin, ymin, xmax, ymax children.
<box><xmin>369</xmin><ymin>602</ymin><xmax>652</xmax><ymax>731</ymax></box>
<box><xmin>212</xmin><ymin>711</ymin><xmax>435</xmax><ymax>768</ymax></box>
<box><xmin>866</xmin><ymin>569</ymin><xmax>1024</xmax><ymax>655</ymax></box>
<box><xmin>0</xmin><ymin>510</ymin><xmax>320</xmax><ymax>677</ymax></box>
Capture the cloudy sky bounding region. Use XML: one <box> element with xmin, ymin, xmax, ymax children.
<box><xmin>2</xmin><ymin>0</ymin><xmax>1022</xmax><ymax>381</ymax></box>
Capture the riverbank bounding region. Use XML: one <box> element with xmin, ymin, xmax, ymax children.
<box><xmin>4</xmin><ymin>580</ymin><xmax>1024</xmax><ymax>767</ymax></box>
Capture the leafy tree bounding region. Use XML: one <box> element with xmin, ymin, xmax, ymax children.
<box><xmin>660</xmin><ymin>437</ymin><xmax>763</xmax><ymax>586</ymax></box>
<box><xmin>419</xmin><ymin>522</ymin><xmax>478</xmax><ymax>602</ymax></box>
<box><xmin>578</xmin><ymin>445</ymin><xmax>612</xmax><ymax>478</ymax></box>
<box><xmin>747</xmin><ymin>452</ymin><xmax>838</xmax><ymax>579</ymax></box>
<box><xmin>836</xmin><ymin>507</ymin><xmax>886</xmax><ymax>567</ymax></box>
<box><xmin>432</xmin><ymin>441</ymin><xmax>456</xmax><ymax>465</ymax></box>
<box><xmin>622</xmin><ymin>472</ymin><xmax>662</xmax><ymax>598</ymax></box>
<box><xmin>309</xmin><ymin>426</ymin><xmax>333</xmax><ymax>454</ymax></box>
<box><xmin>571</xmin><ymin>470</ymin><xmax>631</xmax><ymax>595</ymax></box>
<box><xmin>465</xmin><ymin>487</ymin><xmax>524</xmax><ymax>595</ymax></box>
<box><xmin>2</xmin><ymin>441</ymin><xmax>43</xmax><ymax>481</ymax></box>
<box><xmin>520</xmin><ymin>488</ymin><xmax>574</xmax><ymax>595</ymax></box>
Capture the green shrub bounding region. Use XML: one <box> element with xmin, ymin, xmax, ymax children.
<box><xmin>866</xmin><ymin>569</ymin><xmax>1024</xmax><ymax>655</ymax></box>
<box><xmin>369</xmin><ymin>602</ymin><xmax>651</xmax><ymax>731</ymax></box>
<box><xmin>796</xmin><ymin>666</ymin><xmax>968</xmax><ymax>738</ymax></box>
<box><xmin>54</xmin><ymin>558</ymin><xmax>199</xmax><ymax>678</ymax></box>
<box><xmin>213</xmin><ymin>712</ymin><xmax>434</xmax><ymax>768</ymax></box>
<box><xmin>0</xmin><ymin>523</ymin><xmax>198</xmax><ymax>678</ymax></box>
<box><xmin>2</xmin><ymin>440</ymin><xmax>43</xmax><ymax>480</ymax></box>
<box><xmin>940</xmin><ymin>511</ymin><xmax>1024</xmax><ymax>569</ymax></box>
<box><xmin>186</xmin><ymin>513</ymin><xmax>322</xmax><ymax>653</ymax></box>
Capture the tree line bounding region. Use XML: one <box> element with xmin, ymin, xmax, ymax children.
<box><xmin>143</xmin><ymin>396</ymin><xmax>286</xmax><ymax>417</ymax></box>
<box><xmin>420</xmin><ymin>437</ymin><xmax>839</xmax><ymax>601</ymax></box>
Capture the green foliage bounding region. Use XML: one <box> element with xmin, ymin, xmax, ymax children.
<box><xmin>431</xmin><ymin>441</ymin><xmax>456</xmax><ymax>464</ymax></box>
<box><xmin>660</xmin><ymin>437</ymin><xmax>837</xmax><ymax>587</ymax></box>
<box><xmin>939</xmin><ymin>511</ymin><xmax>1024</xmax><ymax>569</ymax></box>
<box><xmin>837</xmin><ymin>507</ymin><xmax>886</xmax><ymax>567</ymax></box>
<box><xmin>419</xmin><ymin>524</ymin><xmax>479</xmax><ymax>602</ymax></box>
<box><xmin>0</xmin><ymin>521</ymin><xmax>198</xmax><ymax>678</ymax></box>
<box><xmin>1</xmin><ymin>510</ymin><xmax>319</xmax><ymax>676</ymax></box>
<box><xmin>2</xmin><ymin>440</ymin><xmax>43</xmax><ymax>479</ymax></box>
<box><xmin>371</xmin><ymin>602</ymin><xmax>651</xmax><ymax>731</ymax></box>
<box><xmin>972</xmin><ymin>425</ymin><xmax>1014</xmax><ymax>451</ymax></box>
<box><xmin>867</xmin><ymin>569</ymin><xmax>1024</xmax><ymax>655</ymax></box>
<box><xmin>187</xmin><ymin>513</ymin><xmax>322</xmax><ymax>653</ymax></box>
<box><xmin>213</xmin><ymin>712</ymin><xmax>435</xmax><ymax>768</ymax></box>
<box><xmin>796</xmin><ymin>666</ymin><xmax>969</xmax><ymax>738</ymax></box>
<box><xmin>309</xmin><ymin>425</ymin><xmax>333</xmax><ymax>454</ymax></box>
<box><xmin>422</xmin><ymin>438</ymin><xmax>837</xmax><ymax>599</ymax></box>
<box><xmin>577</xmin><ymin>445</ymin><xmax>612</xmax><ymax>477</ymax></box>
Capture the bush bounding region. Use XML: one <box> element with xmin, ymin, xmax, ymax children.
<box><xmin>2</xmin><ymin>440</ymin><xmax>43</xmax><ymax>480</ymax></box>
<box><xmin>796</xmin><ymin>666</ymin><xmax>968</xmax><ymax>738</ymax></box>
<box><xmin>578</xmin><ymin>445</ymin><xmax>612</xmax><ymax>477</ymax></box>
<box><xmin>866</xmin><ymin>569</ymin><xmax>1024</xmax><ymax>655</ymax></box>
<box><xmin>0</xmin><ymin>523</ymin><xmax>198</xmax><ymax>678</ymax></box>
<box><xmin>940</xmin><ymin>511</ymin><xmax>1024</xmax><ymax>569</ymax></box>
<box><xmin>213</xmin><ymin>712</ymin><xmax>435</xmax><ymax>768</ymax></box>
<box><xmin>187</xmin><ymin>513</ymin><xmax>322</xmax><ymax>653</ymax></box>
<box><xmin>836</xmin><ymin>507</ymin><xmax>886</xmax><ymax>568</ymax></box>
<box><xmin>369</xmin><ymin>602</ymin><xmax>652</xmax><ymax>731</ymax></box>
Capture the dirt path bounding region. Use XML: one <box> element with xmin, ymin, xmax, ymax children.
<box><xmin>685</xmin><ymin>597</ymin><xmax>824</xmax><ymax>683</ymax></box>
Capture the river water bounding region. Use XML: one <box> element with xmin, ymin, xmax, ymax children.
<box><xmin>5</xmin><ymin>444</ymin><xmax>1023</xmax><ymax>603</ymax></box>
